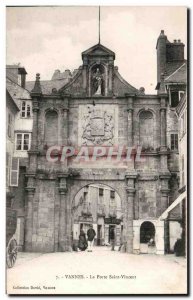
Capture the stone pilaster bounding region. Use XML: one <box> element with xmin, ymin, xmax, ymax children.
<box><xmin>29</xmin><ymin>73</ymin><xmax>41</xmax><ymax>173</ymax></box>
<box><xmin>160</xmin><ymin>106</ymin><xmax>167</xmax><ymax>151</ymax></box>
<box><xmin>159</xmin><ymin>92</ymin><xmax>168</xmax><ymax>173</ymax></box>
<box><xmin>25</xmin><ymin>175</ymin><xmax>35</xmax><ymax>251</ymax></box>
<box><xmin>126</xmin><ymin>96</ymin><xmax>135</xmax><ymax>168</ymax></box>
<box><xmin>31</xmin><ymin>100</ymin><xmax>39</xmax><ymax>151</ymax></box>
<box><xmin>159</xmin><ymin>174</ymin><xmax>170</xmax><ymax>214</ymax></box>
<box><xmin>159</xmin><ymin>73</ymin><xmax>168</xmax><ymax>154</ymax></box>
<box><xmin>127</xmin><ymin>98</ymin><xmax>133</xmax><ymax>147</ymax></box>
<box><xmin>83</xmin><ymin>65</ymin><xmax>87</xmax><ymax>90</ymax></box>
<box><xmin>60</xmin><ymin>97</ymin><xmax>69</xmax><ymax>170</ymax></box>
<box><xmin>124</xmin><ymin>172</ymin><xmax>137</xmax><ymax>253</ymax></box>
<box><xmin>125</xmin><ymin>188</ymin><xmax>135</xmax><ymax>253</ymax></box>
<box><xmin>108</xmin><ymin>64</ymin><xmax>113</xmax><ymax>94</ymax></box>
<box><xmin>58</xmin><ymin>174</ymin><xmax>72</xmax><ymax>251</ymax></box>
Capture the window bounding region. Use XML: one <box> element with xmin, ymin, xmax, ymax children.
<box><xmin>170</xmin><ymin>91</ymin><xmax>179</xmax><ymax>107</ymax></box>
<box><xmin>21</xmin><ymin>101</ymin><xmax>31</xmax><ymax>118</ymax></box>
<box><xmin>8</xmin><ymin>113</ymin><xmax>12</xmax><ymax>138</ymax></box>
<box><xmin>171</xmin><ymin>134</ymin><xmax>178</xmax><ymax>151</ymax></box>
<box><xmin>10</xmin><ymin>157</ymin><xmax>19</xmax><ymax>187</ymax></box>
<box><xmin>110</xmin><ymin>190</ymin><xmax>115</xmax><ymax>198</ymax></box>
<box><xmin>99</xmin><ymin>188</ymin><xmax>104</xmax><ymax>196</ymax></box>
<box><xmin>16</xmin><ymin>133</ymin><xmax>31</xmax><ymax>151</ymax></box>
<box><xmin>6</xmin><ymin>153</ymin><xmax>10</xmax><ymax>187</ymax></box>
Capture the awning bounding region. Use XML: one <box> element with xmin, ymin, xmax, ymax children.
<box><xmin>158</xmin><ymin>191</ymin><xmax>186</xmax><ymax>221</ymax></box>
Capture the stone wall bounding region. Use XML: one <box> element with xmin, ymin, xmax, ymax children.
<box><xmin>24</xmin><ymin>91</ymin><xmax>180</xmax><ymax>253</ymax></box>
<box><xmin>30</xmin><ymin>180</ymin><xmax>59</xmax><ymax>252</ymax></box>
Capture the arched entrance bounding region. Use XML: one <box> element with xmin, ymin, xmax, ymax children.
<box><xmin>71</xmin><ymin>183</ymin><xmax>123</xmax><ymax>250</ymax></box>
<box><xmin>140</xmin><ymin>221</ymin><xmax>156</xmax><ymax>254</ymax></box>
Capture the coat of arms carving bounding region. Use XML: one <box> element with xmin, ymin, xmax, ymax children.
<box><xmin>82</xmin><ymin>107</ymin><xmax>114</xmax><ymax>145</ymax></box>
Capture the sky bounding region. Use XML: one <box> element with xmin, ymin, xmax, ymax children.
<box><xmin>6</xmin><ymin>6</ymin><xmax>187</xmax><ymax>94</ymax></box>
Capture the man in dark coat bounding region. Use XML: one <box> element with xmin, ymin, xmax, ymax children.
<box><xmin>109</xmin><ymin>227</ymin><xmax>115</xmax><ymax>251</ymax></box>
<box><xmin>87</xmin><ymin>224</ymin><xmax>96</xmax><ymax>252</ymax></box>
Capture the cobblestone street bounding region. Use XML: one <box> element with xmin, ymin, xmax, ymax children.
<box><xmin>7</xmin><ymin>246</ymin><xmax>187</xmax><ymax>295</ymax></box>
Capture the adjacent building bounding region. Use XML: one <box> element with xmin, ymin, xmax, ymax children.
<box><xmin>72</xmin><ymin>184</ymin><xmax>123</xmax><ymax>247</ymax></box>
<box><xmin>155</xmin><ymin>31</ymin><xmax>187</xmax><ymax>254</ymax></box>
<box><xmin>6</xmin><ymin>65</ymin><xmax>33</xmax><ymax>250</ymax></box>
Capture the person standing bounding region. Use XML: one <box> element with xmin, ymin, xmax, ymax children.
<box><xmin>87</xmin><ymin>224</ymin><xmax>96</xmax><ymax>252</ymax></box>
<box><xmin>109</xmin><ymin>227</ymin><xmax>115</xmax><ymax>251</ymax></box>
<box><xmin>78</xmin><ymin>229</ymin><xmax>88</xmax><ymax>251</ymax></box>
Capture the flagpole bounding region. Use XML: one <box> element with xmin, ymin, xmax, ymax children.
<box><xmin>99</xmin><ymin>6</ymin><xmax>101</xmax><ymax>44</ymax></box>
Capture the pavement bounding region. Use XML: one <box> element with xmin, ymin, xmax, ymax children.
<box><xmin>6</xmin><ymin>246</ymin><xmax>187</xmax><ymax>295</ymax></box>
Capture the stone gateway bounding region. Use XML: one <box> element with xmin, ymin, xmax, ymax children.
<box><xmin>24</xmin><ymin>32</ymin><xmax>185</xmax><ymax>254</ymax></box>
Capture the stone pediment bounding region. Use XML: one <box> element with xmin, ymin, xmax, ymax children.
<box><xmin>59</xmin><ymin>66</ymin><xmax>139</xmax><ymax>97</ymax></box>
<box><xmin>82</xmin><ymin>43</ymin><xmax>115</xmax><ymax>59</ymax></box>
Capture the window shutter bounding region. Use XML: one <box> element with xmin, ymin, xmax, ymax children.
<box><xmin>6</xmin><ymin>153</ymin><xmax>10</xmax><ymax>186</ymax></box>
<box><xmin>10</xmin><ymin>157</ymin><xmax>19</xmax><ymax>186</ymax></box>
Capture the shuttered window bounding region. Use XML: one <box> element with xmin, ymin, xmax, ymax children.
<box><xmin>10</xmin><ymin>157</ymin><xmax>19</xmax><ymax>186</ymax></box>
<box><xmin>8</xmin><ymin>113</ymin><xmax>12</xmax><ymax>138</ymax></box>
<box><xmin>6</xmin><ymin>153</ymin><xmax>10</xmax><ymax>187</ymax></box>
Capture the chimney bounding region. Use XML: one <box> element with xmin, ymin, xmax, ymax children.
<box><xmin>6</xmin><ymin>65</ymin><xmax>27</xmax><ymax>88</ymax></box>
<box><xmin>156</xmin><ymin>30</ymin><xmax>167</xmax><ymax>84</ymax></box>
<box><xmin>52</xmin><ymin>69</ymin><xmax>61</xmax><ymax>80</ymax></box>
<box><xmin>64</xmin><ymin>69</ymin><xmax>71</xmax><ymax>77</ymax></box>
<box><xmin>166</xmin><ymin>40</ymin><xmax>184</xmax><ymax>62</ymax></box>
<box><xmin>18</xmin><ymin>67</ymin><xmax>27</xmax><ymax>88</ymax></box>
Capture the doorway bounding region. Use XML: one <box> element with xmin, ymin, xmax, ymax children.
<box><xmin>97</xmin><ymin>225</ymin><xmax>102</xmax><ymax>245</ymax></box>
<box><xmin>140</xmin><ymin>221</ymin><xmax>156</xmax><ymax>254</ymax></box>
<box><xmin>108</xmin><ymin>225</ymin><xmax>115</xmax><ymax>243</ymax></box>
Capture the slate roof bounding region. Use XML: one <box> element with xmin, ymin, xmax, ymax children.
<box><xmin>165</xmin><ymin>63</ymin><xmax>187</xmax><ymax>84</ymax></box>
<box><xmin>6</xmin><ymin>90</ymin><xmax>20</xmax><ymax>111</ymax></box>
<box><xmin>6</xmin><ymin>77</ymin><xmax>31</xmax><ymax>100</ymax></box>
<box><xmin>26</xmin><ymin>78</ymin><xmax>70</xmax><ymax>94</ymax></box>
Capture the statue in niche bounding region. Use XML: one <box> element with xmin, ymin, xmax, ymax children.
<box><xmin>91</xmin><ymin>66</ymin><xmax>105</xmax><ymax>96</ymax></box>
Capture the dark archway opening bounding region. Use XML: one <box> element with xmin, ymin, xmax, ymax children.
<box><xmin>140</xmin><ymin>221</ymin><xmax>155</xmax><ymax>243</ymax></box>
<box><xmin>71</xmin><ymin>183</ymin><xmax>123</xmax><ymax>250</ymax></box>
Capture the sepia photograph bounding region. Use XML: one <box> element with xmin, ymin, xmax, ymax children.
<box><xmin>5</xmin><ymin>5</ymin><xmax>188</xmax><ymax>295</ymax></box>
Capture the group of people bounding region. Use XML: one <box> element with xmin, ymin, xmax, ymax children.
<box><xmin>77</xmin><ymin>224</ymin><xmax>116</xmax><ymax>252</ymax></box>
<box><xmin>78</xmin><ymin>224</ymin><xmax>96</xmax><ymax>252</ymax></box>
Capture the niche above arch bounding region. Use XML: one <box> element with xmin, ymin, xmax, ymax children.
<box><xmin>89</xmin><ymin>64</ymin><xmax>106</xmax><ymax>97</ymax></box>
<box><xmin>44</xmin><ymin>110</ymin><xmax>58</xmax><ymax>147</ymax></box>
<box><xmin>139</xmin><ymin>110</ymin><xmax>154</xmax><ymax>150</ymax></box>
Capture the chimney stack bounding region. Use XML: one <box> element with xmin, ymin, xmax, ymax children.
<box><xmin>156</xmin><ymin>30</ymin><xmax>167</xmax><ymax>84</ymax></box>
